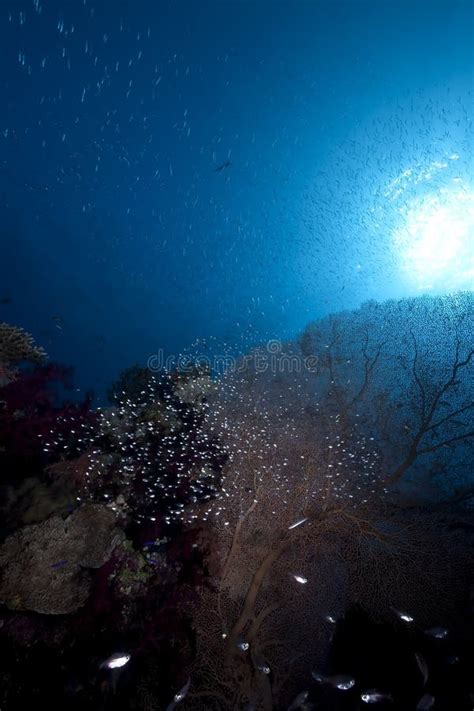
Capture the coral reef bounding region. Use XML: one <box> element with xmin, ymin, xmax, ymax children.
<box><xmin>2</xmin><ymin>474</ymin><xmax>76</xmax><ymax>526</ymax></box>
<box><xmin>107</xmin><ymin>364</ymin><xmax>162</xmax><ymax>404</ymax></box>
<box><xmin>0</xmin><ymin>504</ymin><xmax>124</xmax><ymax>614</ymax></box>
<box><xmin>183</xmin><ymin>293</ymin><xmax>473</xmax><ymax>709</ymax></box>
<box><xmin>49</xmin><ymin>365</ymin><xmax>227</xmax><ymax>526</ymax></box>
<box><xmin>0</xmin><ymin>297</ymin><xmax>471</xmax><ymax>710</ymax></box>
<box><xmin>172</xmin><ymin>366</ymin><xmax>218</xmax><ymax>412</ymax></box>
<box><xmin>0</xmin><ymin>323</ymin><xmax>47</xmax><ymax>386</ymax></box>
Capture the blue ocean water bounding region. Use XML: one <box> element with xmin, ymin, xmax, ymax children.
<box><xmin>0</xmin><ymin>4</ymin><xmax>473</xmax><ymax>709</ymax></box>
<box><xmin>1</xmin><ymin>0</ymin><xmax>472</xmax><ymax>399</ymax></box>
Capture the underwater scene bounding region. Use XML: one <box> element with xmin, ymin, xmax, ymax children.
<box><xmin>0</xmin><ymin>1</ymin><xmax>473</xmax><ymax>709</ymax></box>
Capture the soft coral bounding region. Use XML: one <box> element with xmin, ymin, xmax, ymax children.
<box><xmin>0</xmin><ymin>363</ymin><xmax>95</xmax><ymax>482</ymax></box>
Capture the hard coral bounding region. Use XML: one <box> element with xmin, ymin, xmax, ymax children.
<box><xmin>0</xmin><ymin>504</ymin><xmax>124</xmax><ymax>614</ymax></box>
<box><xmin>2</xmin><ymin>475</ymin><xmax>76</xmax><ymax>528</ymax></box>
<box><xmin>0</xmin><ymin>323</ymin><xmax>46</xmax><ymax>385</ymax></box>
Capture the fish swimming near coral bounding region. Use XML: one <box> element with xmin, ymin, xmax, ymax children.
<box><xmin>424</xmin><ymin>626</ymin><xmax>448</xmax><ymax>639</ymax></box>
<box><xmin>312</xmin><ymin>672</ymin><xmax>355</xmax><ymax>690</ymax></box>
<box><xmin>361</xmin><ymin>689</ymin><xmax>394</xmax><ymax>703</ymax></box>
<box><xmin>100</xmin><ymin>653</ymin><xmax>131</xmax><ymax>670</ymax></box>
<box><xmin>293</xmin><ymin>574</ymin><xmax>308</xmax><ymax>584</ymax></box>
<box><xmin>287</xmin><ymin>690</ymin><xmax>308</xmax><ymax>710</ymax></box>
<box><xmin>390</xmin><ymin>607</ymin><xmax>414</xmax><ymax>623</ymax></box>
<box><xmin>165</xmin><ymin>676</ymin><xmax>191</xmax><ymax>709</ymax></box>
<box><xmin>415</xmin><ymin>652</ymin><xmax>429</xmax><ymax>686</ymax></box>
<box><xmin>288</xmin><ymin>517</ymin><xmax>309</xmax><ymax>530</ymax></box>
<box><xmin>236</xmin><ymin>636</ymin><xmax>250</xmax><ymax>651</ymax></box>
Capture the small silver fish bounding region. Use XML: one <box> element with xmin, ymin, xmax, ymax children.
<box><xmin>257</xmin><ymin>663</ymin><xmax>271</xmax><ymax>674</ymax></box>
<box><xmin>361</xmin><ymin>689</ymin><xmax>394</xmax><ymax>703</ymax></box>
<box><xmin>416</xmin><ymin>693</ymin><xmax>435</xmax><ymax>710</ymax></box>
<box><xmin>165</xmin><ymin>677</ymin><xmax>191</xmax><ymax>710</ymax></box>
<box><xmin>424</xmin><ymin>626</ymin><xmax>448</xmax><ymax>639</ymax></box>
<box><xmin>288</xmin><ymin>517</ymin><xmax>309</xmax><ymax>530</ymax></box>
<box><xmin>293</xmin><ymin>574</ymin><xmax>308</xmax><ymax>584</ymax></box>
<box><xmin>236</xmin><ymin>637</ymin><xmax>249</xmax><ymax>651</ymax></box>
<box><xmin>415</xmin><ymin>652</ymin><xmax>429</xmax><ymax>686</ymax></box>
<box><xmin>390</xmin><ymin>607</ymin><xmax>414</xmax><ymax>623</ymax></box>
<box><xmin>287</xmin><ymin>690</ymin><xmax>308</xmax><ymax>710</ymax></box>
<box><xmin>175</xmin><ymin>676</ymin><xmax>190</xmax><ymax>702</ymax></box>
<box><xmin>100</xmin><ymin>653</ymin><xmax>131</xmax><ymax>669</ymax></box>
<box><xmin>312</xmin><ymin>672</ymin><xmax>355</xmax><ymax>690</ymax></box>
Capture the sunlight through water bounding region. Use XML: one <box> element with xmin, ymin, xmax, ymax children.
<box><xmin>389</xmin><ymin>156</ymin><xmax>474</xmax><ymax>292</ymax></box>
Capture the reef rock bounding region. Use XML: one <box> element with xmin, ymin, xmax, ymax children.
<box><xmin>0</xmin><ymin>504</ymin><xmax>124</xmax><ymax>614</ymax></box>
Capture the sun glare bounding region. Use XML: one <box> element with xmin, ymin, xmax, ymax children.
<box><xmin>386</xmin><ymin>155</ymin><xmax>474</xmax><ymax>292</ymax></box>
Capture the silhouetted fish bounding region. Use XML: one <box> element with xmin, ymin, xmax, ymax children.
<box><xmin>213</xmin><ymin>159</ymin><xmax>231</xmax><ymax>172</ymax></box>
<box><xmin>415</xmin><ymin>652</ymin><xmax>429</xmax><ymax>686</ymax></box>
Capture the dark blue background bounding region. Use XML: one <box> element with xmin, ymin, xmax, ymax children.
<box><xmin>0</xmin><ymin>0</ymin><xmax>472</xmax><ymax>398</ymax></box>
